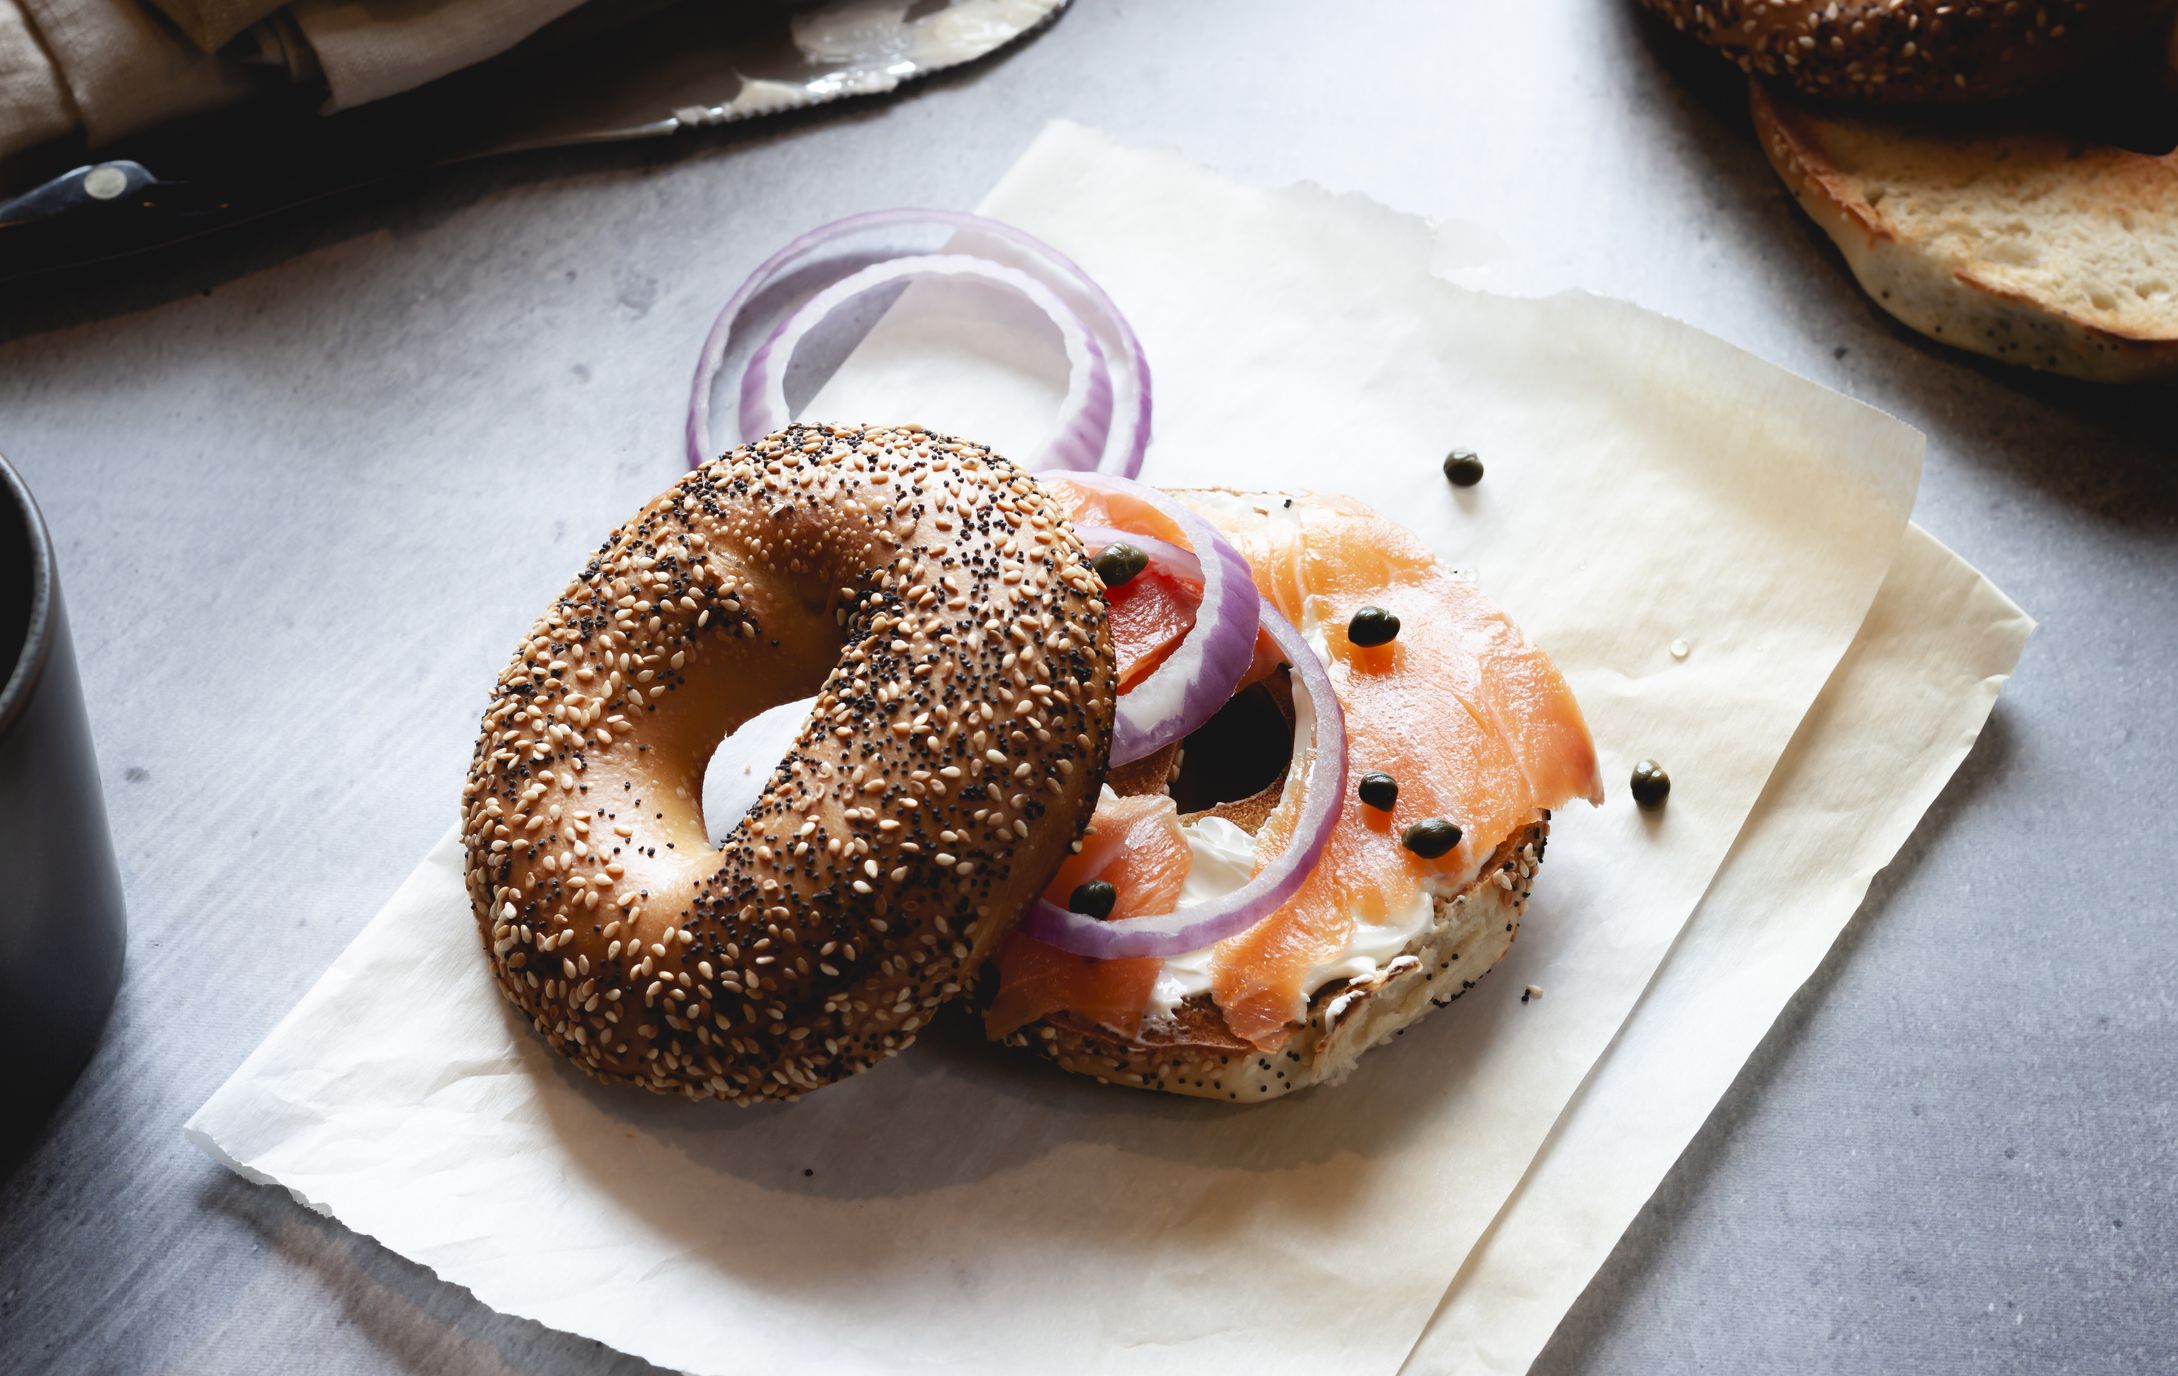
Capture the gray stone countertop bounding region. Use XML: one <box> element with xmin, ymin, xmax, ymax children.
<box><xmin>1</xmin><ymin>2</ymin><xmax>2172</xmax><ymax>1373</ymax></box>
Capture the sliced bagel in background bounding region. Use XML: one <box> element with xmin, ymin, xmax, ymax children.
<box><xmin>1750</xmin><ymin>79</ymin><xmax>2178</xmax><ymax>383</ymax></box>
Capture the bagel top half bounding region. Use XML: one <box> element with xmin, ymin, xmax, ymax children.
<box><xmin>1640</xmin><ymin>0</ymin><xmax>2175</xmax><ymax>104</ymax></box>
<box><xmin>462</xmin><ymin>423</ymin><xmax>1116</xmax><ymax>1102</ymax></box>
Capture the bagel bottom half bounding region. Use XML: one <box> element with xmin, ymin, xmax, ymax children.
<box><xmin>1751</xmin><ymin>80</ymin><xmax>2178</xmax><ymax>383</ymax></box>
<box><xmin>982</xmin><ymin>481</ymin><xmax>1575</xmax><ymax>1103</ymax></box>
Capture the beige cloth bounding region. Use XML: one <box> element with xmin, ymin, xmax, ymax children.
<box><xmin>292</xmin><ymin>0</ymin><xmax>586</xmax><ymax>111</ymax></box>
<box><xmin>142</xmin><ymin>0</ymin><xmax>273</xmax><ymax>50</ymax></box>
<box><xmin>0</xmin><ymin>1</ymin><xmax>78</xmax><ymax>159</ymax></box>
<box><xmin>12</xmin><ymin>0</ymin><xmax>255</xmax><ymax>151</ymax></box>
<box><xmin>0</xmin><ymin>0</ymin><xmax>581</xmax><ymax>164</ymax></box>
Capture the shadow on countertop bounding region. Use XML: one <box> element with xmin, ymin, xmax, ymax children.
<box><xmin>1531</xmin><ymin>702</ymin><xmax>2023</xmax><ymax>1375</ymax></box>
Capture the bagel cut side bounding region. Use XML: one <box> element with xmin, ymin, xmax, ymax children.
<box><xmin>1753</xmin><ymin>81</ymin><xmax>2178</xmax><ymax>382</ymax></box>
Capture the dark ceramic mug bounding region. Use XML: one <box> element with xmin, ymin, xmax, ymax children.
<box><xmin>0</xmin><ymin>452</ymin><xmax>125</xmax><ymax>1125</ymax></box>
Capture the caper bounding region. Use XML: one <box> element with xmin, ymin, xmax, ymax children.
<box><xmin>1069</xmin><ymin>879</ymin><xmax>1118</xmax><ymax>919</ymax></box>
<box><xmin>1631</xmin><ymin>759</ymin><xmax>1671</xmax><ymax>811</ymax></box>
<box><xmin>1093</xmin><ymin>542</ymin><xmax>1149</xmax><ymax>590</ymax></box>
<box><xmin>1443</xmin><ymin>449</ymin><xmax>1485</xmax><ymax>487</ymax></box>
<box><xmin>1347</xmin><ymin>605</ymin><xmax>1401</xmax><ymax>647</ymax></box>
<box><xmin>1357</xmin><ymin>771</ymin><xmax>1399</xmax><ymax>811</ymax></box>
<box><xmin>1401</xmin><ymin>817</ymin><xmax>1462</xmax><ymax>858</ymax></box>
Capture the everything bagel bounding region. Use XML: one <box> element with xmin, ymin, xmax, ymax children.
<box><xmin>462</xmin><ymin>423</ymin><xmax>1116</xmax><ymax>1102</ymax></box>
<box><xmin>1639</xmin><ymin>0</ymin><xmax>2174</xmax><ymax>104</ymax></box>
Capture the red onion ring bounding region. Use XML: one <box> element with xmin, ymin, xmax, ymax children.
<box><xmin>735</xmin><ymin>254</ymin><xmax>1115</xmax><ymax>474</ymax></box>
<box><xmin>1016</xmin><ymin>605</ymin><xmax>1345</xmax><ymax>960</ymax></box>
<box><xmin>686</xmin><ymin>209</ymin><xmax>1152</xmax><ymax>477</ymax></box>
<box><xmin>1057</xmin><ymin>474</ymin><xmax>1261</xmax><ymax>766</ymax></box>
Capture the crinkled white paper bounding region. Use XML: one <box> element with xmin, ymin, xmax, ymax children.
<box><xmin>189</xmin><ymin>125</ymin><xmax>2024</xmax><ymax>1376</ymax></box>
<box><xmin>1406</xmin><ymin>522</ymin><xmax>2031</xmax><ymax>1374</ymax></box>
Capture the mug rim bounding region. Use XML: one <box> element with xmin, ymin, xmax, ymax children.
<box><xmin>0</xmin><ymin>450</ymin><xmax>55</xmax><ymax>737</ymax></box>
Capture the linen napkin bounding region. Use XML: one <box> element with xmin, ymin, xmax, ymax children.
<box><xmin>2</xmin><ymin>0</ymin><xmax>591</xmax><ymax>160</ymax></box>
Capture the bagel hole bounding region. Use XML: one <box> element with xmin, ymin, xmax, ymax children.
<box><xmin>700</xmin><ymin>694</ymin><xmax>818</xmax><ymax>847</ymax></box>
<box><xmin>1167</xmin><ymin>672</ymin><xmax>1295</xmax><ymax>816</ymax></box>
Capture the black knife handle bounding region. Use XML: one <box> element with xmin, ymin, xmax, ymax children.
<box><xmin>0</xmin><ymin>161</ymin><xmax>163</xmax><ymax>229</ymax></box>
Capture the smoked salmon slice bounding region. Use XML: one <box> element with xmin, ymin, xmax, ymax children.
<box><xmin>1106</xmin><ymin>567</ymin><xmax>1199</xmax><ymax>690</ymax></box>
<box><xmin>983</xmin><ymin>792</ymin><xmax>1190</xmax><ymax>1040</ymax></box>
<box><xmin>1241</xmin><ymin>497</ymin><xmax>1604</xmax><ymax>815</ymax></box>
<box><xmin>1198</xmin><ymin>492</ymin><xmax>1600</xmax><ymax>1049</ymax></box>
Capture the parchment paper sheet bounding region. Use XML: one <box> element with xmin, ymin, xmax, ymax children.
<box><xmin>188</xmin><ymin>125</ymin><xmax>2017</xmax><ymax>1376</ymax></box>
<box><xmin>1406</xmin><ymin>524</ymin><xmax>2032</xmax><ymax>1374</ymax></box>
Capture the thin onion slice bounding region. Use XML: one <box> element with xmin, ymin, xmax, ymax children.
<box><xmin>686</xmin><ymin>209</ymin><xmax>1152</xmax><ymax>476</ymax></box>
<box><xmin>1016</xmin><ymin>605</ymin><xmax>1345</xmax><ymax>960</ymax></box>
<box><xmin>1059</xmin><ymin>473</ymin><xmax>1260</xmax><ymax>766</ymax></box>
<box><xmin>736</xmin><ymin>254</ymin><xmax>1114</xmax><ymax>474</ymax></box>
